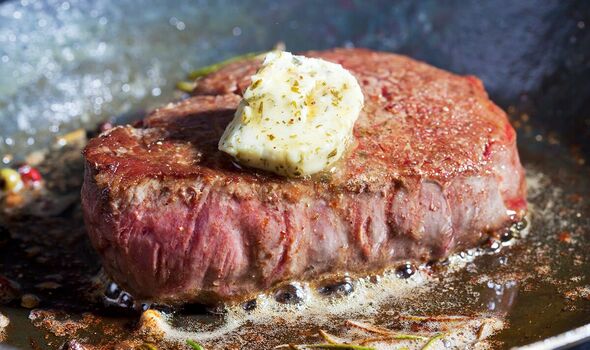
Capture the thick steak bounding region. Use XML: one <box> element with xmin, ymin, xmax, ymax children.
<box><xmin>82</xmin><ymin>49</ymin><xmax>526</xmax><ymax>305</ymax></box>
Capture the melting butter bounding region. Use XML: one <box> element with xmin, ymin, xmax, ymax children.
<box><xmin>219</xmin><ymin>51</ymin><xmax>364</xmax><ymax>177</ymax></box>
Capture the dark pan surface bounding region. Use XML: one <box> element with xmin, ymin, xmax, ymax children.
<box><xmin>0</xmin><ymin>125</ymin><xmax>588</xmax><ymax>349</ymax></box>
<box><xmin>0</xmin><ymin>1</ymin><xmax>589</xmax><ymax>349</ymax></box>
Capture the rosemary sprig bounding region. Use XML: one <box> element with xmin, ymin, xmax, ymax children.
<box><xmin>357</xmin><ymin>334</ymin><xmax>427</xmax><ymax>345</ymax></box>
<box><xmin>179</xmin><ymin>42</ymin><xmax>285</xmax><ymax>92</ymax></box>
<box><xmin>345</xmin><ymin>319</ymin><xmax>431</xmax><ymax>347</ymax></box>
<box><xmin>318</xmin><ymin>330</ymin><xmax>340</xmax><ymax>344</ymax></box>
<box><xmin>275</xmin><ymin>318</ymin><xmax>455</xmax><ymax>350</ymax></box>
<box><xmin>187</xmin><ymin>52</ymin><xmax>263</xmax><ymax>80</ymax></box>
<box><xmin>345</xmin><ymin>320</ymin><xmax>393</xmax><ymax>336</ymax></box>
<box><xmin>345</xmin><ymin>320</ymin><xmax>427</xmax><ymax>340</ymax></box>
<box><xmin>176</xmin><ymin>80</ymin><xmax>196</xmax><ymax>93</ymax></box>
<box><xmin>420</xmin><ymin>333</ymin><xmax>445</xmax><ymax>350</ymax></box>
<box><xmin>186</xmin><ymin>339</ymin><xmax>205</xmax><ymax>350</ymax></box>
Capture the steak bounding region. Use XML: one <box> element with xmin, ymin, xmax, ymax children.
<box><xmin>81</xmin><ymin>48</ymin><xmax>527</xmax><ymax>305</ymax></box>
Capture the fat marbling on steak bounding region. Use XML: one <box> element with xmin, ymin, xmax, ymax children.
<box><xmin>81</xmin><ymin>48</ymin><xmax>527</xmax><ymax>305</ymax></box>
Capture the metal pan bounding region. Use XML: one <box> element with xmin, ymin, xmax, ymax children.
<box><xmin>0</xmin><ymin>1</ymin><xmax>589</xmax><ymax>349</ymax></box>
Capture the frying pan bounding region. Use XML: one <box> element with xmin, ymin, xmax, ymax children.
<box><xmin>0</xmin><ymin>0</ymin><xmax>589</xmax><ymax>349</ymax></box>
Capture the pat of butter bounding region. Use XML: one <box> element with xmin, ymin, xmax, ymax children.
<box><xmin>218</xmin><ymin>51</ymin><xmax>364</xmax><ymax>177</ymax></box>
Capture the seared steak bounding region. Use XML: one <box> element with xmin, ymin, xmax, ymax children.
<box><xmin>81</xmin><ymin>48</ymin><xmax>526</xmax><ymax>304</ymax></box>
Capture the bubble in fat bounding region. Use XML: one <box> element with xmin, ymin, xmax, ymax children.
<box><xmin>152</xmin><ymin>269</ymin><xmax>431</xmax><ymax>343</ymax></box>
<box><xmin>143</xmin><ymin>200</ymin><xmax>534</xmax><ymax>345</ymax></box>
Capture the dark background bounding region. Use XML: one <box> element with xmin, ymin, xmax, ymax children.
<box><xmin>263</xmin><ymin>0</ymin><xmax>590</xmax><ymax>157</ymax></box>
<box><xmin>1</xmin><ymin>0</ymin><xmax>589</xmax><ymax>159</ymax></box>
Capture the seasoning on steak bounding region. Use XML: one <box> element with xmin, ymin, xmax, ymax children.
<box><xmin>81</xmin><ymin>48</ymin><xmax>527</xmax><ymax>305</ymax></box>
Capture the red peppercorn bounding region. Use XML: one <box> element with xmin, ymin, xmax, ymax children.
<box><xmin>17</xmin><ymin>165</ymin><xmax>42</xmax><ymax>185</ymax></box>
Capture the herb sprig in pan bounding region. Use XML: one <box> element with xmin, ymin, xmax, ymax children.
<box><xmin>176</xmin><ymin>43</ymin><xmax>285</xmax><ymax>93</ymax></box>
<box><xmin>275</xmin><ymin>318</ymin><xmax>449</xmax><ymax>350</ymax></box>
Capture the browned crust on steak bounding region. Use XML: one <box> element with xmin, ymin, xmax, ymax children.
<box><xmin>82</xmin><ymin>48</ymin><xmax>526</xmax><ymax>304</ymax></box>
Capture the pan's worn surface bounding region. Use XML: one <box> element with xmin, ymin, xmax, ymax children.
<box><xmin>0</xmin><ymin>1</ymin><xmax>589</xmax><ymax>349</ymax></box>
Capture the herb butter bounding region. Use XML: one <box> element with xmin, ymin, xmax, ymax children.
<box><xmin>218</xmin><ymin>51</ymin><xmax>364</xmax><ymax>177</ymax></box>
